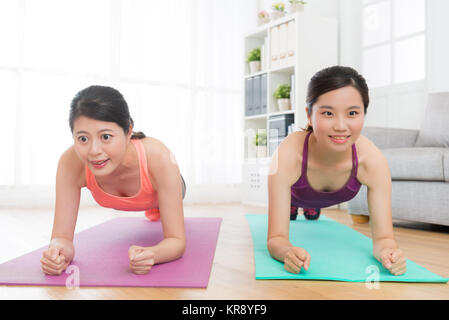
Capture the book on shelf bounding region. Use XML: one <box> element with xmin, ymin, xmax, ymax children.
<box><xmin>260</xmin><ymin>36</ymin><xmax>269</xmax><ymax>72</ymax></box>
<box><xmin>287</xmin><ymin>20</ymin><xmax>296</xmax><ymax>65</ymax></box>
<box><xmin>268</xmin><ymin>113</ymin><xmax>295</xmax><ymax>156</ymax></box>
<box><xmin>260</xmin><ymin>36</ymin><xmax>269</xmax><ymax>71</ymax></box>
<box><xmin>261</xmin><ymin>74</ymin><xmax>267</xmax><ymax>114</ymax></box>
<box><xmin>245</xmin><ymin>75</ymin><xmax>268</xmax><ymax>117</ymax></box>
<box><xmin>253</xmin><ymin>75</ymin><xmax>261</xmax><ymax>115</ymax></box>
<box><xmin>270</xmin><ymin>21</ymin><xmax>296</xmax><ymax>69</ymax></box>
<box><xmin>290</xmin><ymin>73</ymin><xmax>295</xmax><ymax>111</ymax></box>
<box><xmin>279</xmin><ymin>22</ymin><xmax>288</xmax><ymax>62</ymax></box>
<box><xmin>270</xmin><ymin>25</ymin><xmax>280</xmax><ymax>69</ymax></box>
<box><xmin>245</xmin><ymin>78</ymin><xmax>253</xmax><ymax>116</ymax></box>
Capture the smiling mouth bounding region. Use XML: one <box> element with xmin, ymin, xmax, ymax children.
<box><xmin>90</xmin><ymin>159</ymin><xmax>110</xmax><ymax>168</ymax></box>
<box><xmin>329</xmin><ymin>135</ymin><xmax>350</xmax><ymax>144</ymax></box>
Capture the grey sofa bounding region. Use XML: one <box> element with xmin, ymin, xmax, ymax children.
<box><xmin>348</xmin><ymin>92</ymin><xmax>449</xmax><ymax>226</ymax></box>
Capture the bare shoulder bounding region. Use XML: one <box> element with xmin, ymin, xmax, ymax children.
<box><xmin>355</xmin><ymin>134</ymin><xmax>390</xmax><ymax>186</ymax></box>
<box><xmin>58</xmin><ymin>145</ymin><xmax>86</xmax><ymax>188</ymax></box>
<box><xmin>140</xmin><ymin>137</ymin><xmax>174</xmax><ymax>164</ymax></box>
<box><xmin>140</xmin><ymin>137</ymin><xmax>179</xmax><ymax>175</ymax></box>
<box><xmin>271</xmin><ymin>130</ymin><xmax>307</xmax><ymax>185</ymax></box>
<box><xmin>355</xmin><ymin>134</ymin><xmax>387</xmax><ymax>165</ymax></box>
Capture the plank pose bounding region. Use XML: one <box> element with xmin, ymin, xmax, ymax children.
<box><xmin>40</xmin><ymin>85</ymin><xmax>186</xmax><ymax>275</ymax></box>
<box><xmin>267</xmin><ymin>66</ymin><xmax>406</xmax><ymax>276</ymax></box>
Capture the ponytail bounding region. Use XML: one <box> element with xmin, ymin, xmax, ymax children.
<box><xmin>131</xmin><ymin>131</ymin><xmax>146</xmax><ymax>139</ymax></box>
<box><xmin>129</xmin><ymin>117</ymin><xmax>146</xmax><ymax>139</ymax></box>
<box><xmin>303</xmin><ymin>125</ymin><xmax>313</xmax><ymax>132</ymax></box>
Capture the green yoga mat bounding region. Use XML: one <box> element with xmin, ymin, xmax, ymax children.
<box><xmin>246</xmin><ymin>214</ymin><xmax>448</xmax><ymax>283</ymax></box>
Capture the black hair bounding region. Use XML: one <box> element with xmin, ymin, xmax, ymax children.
<box><xmin>305</xmin><ymin>66</ymin><xmax>369</xmax><ymax>131</ymax></box>
<box><xmin>69</xmin><ymin>85</ymin><xmax>146</xmax><ymax>139</ymax></box>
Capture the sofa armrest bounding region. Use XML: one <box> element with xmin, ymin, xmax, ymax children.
<box><xmin>362</xmin><ymin>127</ymin><xmax>419</xmax><ymax>149</ymax></box>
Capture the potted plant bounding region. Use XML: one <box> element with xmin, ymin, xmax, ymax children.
<box><xmin>247</xmin><ymin>47</ymin><xmax>261</xmax><ymax>74</ymax></box>
<box><xmin>253</xmin><ymin>131</ymin><xmax>267</xmax><ymax>158</ymax></box>
<box><xmin>289</xmin><ymin>0</ymin><xmax>306</xmax><ymax>13</ymax></box>
<box><xmin>271</xmin><ymin>2</ymin><xmax>286</xmax><ymax>20</ymax></box>
<box><xmin>273</xmin><ymin>84</ymin><xmax>291</xmax><ymax>111</ymax></box>
<box><xmin>257</xmin><ymin>10</ymin><xmax>270</xmax><ymax>25</ymax></box>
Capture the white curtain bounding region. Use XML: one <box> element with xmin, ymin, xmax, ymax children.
<box><xmin>0</xmin><ymin>0</ymin><xmax>258</xmax><ymax>194</ymax></box>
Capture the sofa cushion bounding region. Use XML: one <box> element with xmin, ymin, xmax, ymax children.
<box><xmin>445</xmin><ymin>149</ymin><xmax>449</xmax><ymax>182</ymax></box>
<box><xmin>415</xmin><ymin>92</ymin><xmax>449</xmax><ymax>147</ymax></box>
<box><xmin>363</xmin><ymin>127</ymin><xmax>418</xmax><ymax>149</ymax></box>
<box><xmin>383</xmin><ymin>148</ymin><xmax>447</xmax><ymax>181</ymax></box>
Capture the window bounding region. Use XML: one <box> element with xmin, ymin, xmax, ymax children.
<box><xmin>0</xmin><ymin>0</ymin><xmax>257</xmax><ymax>187</ymax></box>
<box><xmin>362</xmin><ymin>0</ymin><xmax>426</xmax><ymax>88</ymax></box>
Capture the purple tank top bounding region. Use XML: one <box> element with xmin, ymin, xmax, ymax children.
<box><xmin>291</xmin><ymin>131</ymin><xmax>362</xmax><ymax>209</ymax></box>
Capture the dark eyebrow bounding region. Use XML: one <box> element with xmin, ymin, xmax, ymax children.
<box><xmin>318</xmin><ymin>105</ymin><xmax>362</xmax><ymax>110</ymax></box>
<box><xmin>75</xmin><ymin>129</ymin><xmax>114</xmax><ymax>135</ymax></box>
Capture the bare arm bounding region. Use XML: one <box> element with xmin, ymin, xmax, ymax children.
<box><xmin>363</xmin><ymin>151</ymin><xmax>397</xmax><ymax>258</ymax></box>
<box><xmin>145</xmin><ymin>141</ymin><xmax>186</xmax><ymax>264</ymax></box>
<box><xmin>359</xmin><ymin>141</ymin><xmax>406</xmax><ymax>275</ymax></box>
<box><xmin>267</xmin><ymin>134</ymin><xmax>311</xmax><ymax>273</ymax></box>
<box><xmin>51</xmin><ymin>148</ymin><xmax>82</xmax><ymax>243</ymax></box>
<box><xmin>41</xmin><ymin>147</ymin><xmax>83</xmax><ymax>275</ymax></box>
<box><xmin>267</xmin><ymin>147</ymin><xmax>295</xmax><ymax>262</ymax></box>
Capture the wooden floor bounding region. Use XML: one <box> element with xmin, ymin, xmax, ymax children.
<box><xmin>0</xmin><ymin>203</ymin><xmax>448</xmax><ymax>300</ymax></box>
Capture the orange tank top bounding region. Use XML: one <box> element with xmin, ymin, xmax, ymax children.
<box><xmin>85</xmin><ymin>139</ymin><xmax>158</xmax><ymax>211</ymax></box>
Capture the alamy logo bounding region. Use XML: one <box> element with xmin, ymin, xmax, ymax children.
<box><xmin>365</xmin><ymin>265</ymin><xmax>380</xmax><ymax>290</ymax></box>
<box><xmin>65</xmin><ymin>265</ymin><xmax>80</xmax><ymax>290</ymax></box>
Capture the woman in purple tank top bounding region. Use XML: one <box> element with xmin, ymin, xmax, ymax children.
<box><xmin>267</xmin><ymin>66</ymin><xmax>406</xmax><ymax>276</ymax></box>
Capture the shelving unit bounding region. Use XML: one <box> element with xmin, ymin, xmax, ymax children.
<box><xmin>243</xmin><ymin>12</ymin><xmax>338</xmax><ymax>206</ymax></box>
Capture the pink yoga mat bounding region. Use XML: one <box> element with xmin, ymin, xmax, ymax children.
<box><xmin>0</xmin><ymin>217</ymin><xmax>221</xmax><ymax>288</ymax></box>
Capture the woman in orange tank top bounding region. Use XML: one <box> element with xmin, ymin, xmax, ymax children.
<box><xmin>40</xmin><ymin>85</ymin><xmax>186</xmax><ymax>276</ymax></box>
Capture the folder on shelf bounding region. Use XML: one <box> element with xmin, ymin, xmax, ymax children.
<box><xmin>253</xmin><ymin>75</ymin><xmax>261</xmax><ymax>115</ymax></box>
<box><xmin>279</xmin><ymin>23</ymin><xmax>288</xmax><ymax>65</ymax></box>
<box><xmin>290</xmin><ymin>73</ymin><xmax>295</xmax><ymax>111</ymax></box>
<box><xmin>270</xmin><ymin>26</ymin><xmax>280</xmax><ymax>69</ymax></box>
<box><xmin>268</xmin><ymin>114</ymin><xmax>295</xmax><ymax>156</ymax></box>
<box><xmin>261</xmin><ymin>74</ymin><xmax>267</xmax><ymax>114</ymax></box>
<box><xmin>287</xmin><ymin>20</ymin><xmax>296</xmax><ymax>65</ymax></box>
<box><xmin>245</xmin><ymin>77</ymin><xmax>253</xmax><ymax>116</ymax></box>
<box><xmin>264</xmin><ymin>36</ymin><xmax>269</xmax><ymax>71</ymax></box>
